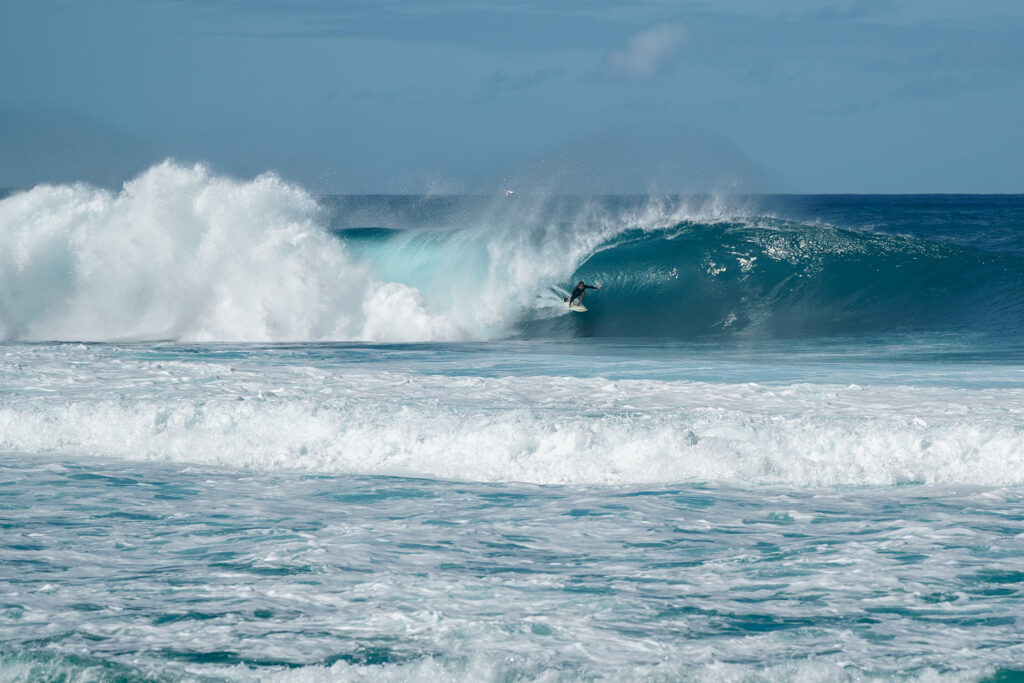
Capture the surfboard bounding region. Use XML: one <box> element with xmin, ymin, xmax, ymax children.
<box><xmin>565</xmin><ymin>300</ymin><xmax>587</xmax><ymax>312</ymax></box>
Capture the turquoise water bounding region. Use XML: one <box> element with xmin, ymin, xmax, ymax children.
<box><xmin>1</xmin><ymin>167</ymin><xmax>1024</xmax><ymax>680</ymax></box>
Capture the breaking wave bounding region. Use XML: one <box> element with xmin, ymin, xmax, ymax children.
<box><xmin>1</xmin><ymin>162</ymin><xmax>1021</xmax><ymax>342</ymax></box>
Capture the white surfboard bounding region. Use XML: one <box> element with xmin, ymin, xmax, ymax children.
<box><xmin>565</xmin><ymin>300</ymin><xmax>587</xmax><ymax>312</ymax></box>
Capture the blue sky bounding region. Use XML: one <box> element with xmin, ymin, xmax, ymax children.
<box><xmin>1</xmin><ymin>0</ymin><xmax>1022</xmax><ymax>193</ymax></box>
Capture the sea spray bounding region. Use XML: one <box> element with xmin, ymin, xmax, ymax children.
<box><xmin>0</xmin><ymin>162</ymin><xmax>457</xmax><ymax>342</ymax></box>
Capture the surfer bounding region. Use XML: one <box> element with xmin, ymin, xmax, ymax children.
<box><xmin>566</xmin><ymin>281</ymin><xmax>601</xmax><ymax>307</ymax></box>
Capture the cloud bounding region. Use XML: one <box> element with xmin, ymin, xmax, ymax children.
<box><xmin>891</xmin><ymin>71</ymin><xmax>1011</xmax><ymax>99</ymax></box>
<box><xmin>474</xmin><ymin>68</ymin><xmax>564</xmax><ymax>103</ymax></box>
<box><xmin>804</xmin><ymin>0</ymin><xmax>895</xmax><ymax>22</ymax></box>
<box><xmin>606</xmin><ymin>23</ymin><xmax>687</xmax><ymax>82</ymax></box>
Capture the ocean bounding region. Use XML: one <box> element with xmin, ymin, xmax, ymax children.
<box><xmin>1</xmin><ymin>162</ymin><xmax>1023</xmax><ymax>681</ymax></box>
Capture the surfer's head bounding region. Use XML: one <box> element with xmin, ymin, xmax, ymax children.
<box><xmin>578</xmin><ymin>281</ymin><xmax>585</xmax><ymax>287</ymax></box>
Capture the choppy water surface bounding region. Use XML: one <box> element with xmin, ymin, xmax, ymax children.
<box><xmin>1</xmin><ymin>338</ymin><xmax>1023</xmax><ymax>681</ymax></box>
<box><xmin>3</xmin><ymin>454</ymin><xmax>1024</xmax><ymax>681</ymax></box>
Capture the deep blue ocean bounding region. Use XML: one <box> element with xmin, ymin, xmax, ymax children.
<box><xmin>1</xmin><ymin>163</ymin><xmax>1023</xmax><ymax>681</ymax></box>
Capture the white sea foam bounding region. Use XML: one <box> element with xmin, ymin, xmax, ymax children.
<box><xmin>2</xmin><ymin>346</ymin><xmax>1021</xmax><ymax>487</ymax></box>
<box><xmin>0</xmin><ymin>163</ymin><xmax>473</xmax><ymax>342</ymax></box>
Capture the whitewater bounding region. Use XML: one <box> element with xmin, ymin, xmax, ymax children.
<box><xmin>1</xmin><ymin>162</ymin><xmax>1023</xmax><ymax>681</ymax></box>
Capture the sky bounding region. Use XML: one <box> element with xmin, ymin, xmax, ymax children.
<box><xmin>1</xmin><ymin>0</ymin><xmax>1022</xmax><ymax>193</ymax></box>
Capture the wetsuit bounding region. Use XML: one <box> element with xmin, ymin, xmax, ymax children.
<box><xmin>568</xmin><ymin>283</ymin><xmax>598</xmax><ymax>305</ymax></box>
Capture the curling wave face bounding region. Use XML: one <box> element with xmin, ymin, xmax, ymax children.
<box><xmin>539</xmin><ymin>219</ymin><xmax>1024</xmax><ymax>339</ymax></box>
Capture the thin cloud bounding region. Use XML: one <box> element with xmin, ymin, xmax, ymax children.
<box><xmin>606</xmin><ymin>23</ymin><xmax>687</xmax><ymax>82</ymax></box>
<box><xmin>804</xmin><ymin>0</ymin><xmax>895</xmax><ymax>22</ymax></box>
<box><xmin>474</xmin><ymin>68</ymin><xmax>564</xmax><ymax>103</ymax></box>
